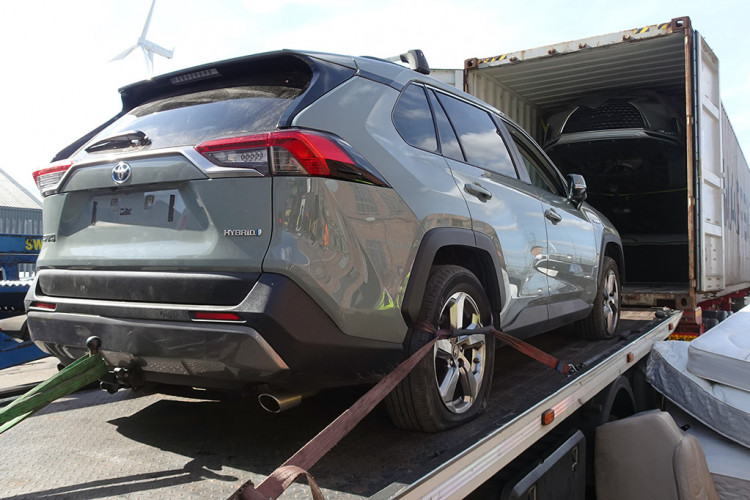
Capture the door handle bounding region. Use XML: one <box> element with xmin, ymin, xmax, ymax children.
<box><xmin>464</xmin><ymin>183</ymin><xmax>492</xmax><ymax>201</ymax></box>
<box><xmin>545</xmin><ymin>208</ymin><xmax>562</xmax><ymax>224</ymax></box>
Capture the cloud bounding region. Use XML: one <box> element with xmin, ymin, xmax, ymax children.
<box><xmin>240</xmin><ymin>0</ymin><xmax>347</xmax><ymax>15</ymax></box>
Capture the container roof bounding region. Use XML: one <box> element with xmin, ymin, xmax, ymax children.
<box><xmin>470</xmin><ymin>30</ymin><xmax>687</xmax><ymax>112</ymax></box>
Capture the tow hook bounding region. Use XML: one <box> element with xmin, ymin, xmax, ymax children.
<box><xmin>86</xmin><ymin>336</ymin><xmax>102</xmax><ymax>355</ymax></box>
<box><xmin>100</xmin><ymin>379</ymin><xmax>120</xmax><ymax>394</ymax></box>
<box><xmin>89</xmin><ymin>336</ymin><xmax>144</xmax><ymax>393</ymax></box>
<box><xmin>116</xmin><ymin>366</ymin><xmax>144</xmax><ymax>388</ymax></box>
<box><xmin>84</xmin><ymin>337</ymin><xmax>121</xmax><ymax>394</ymax></box>
<box><xmin>99</xmin><ymin>366</ymin><xmax>144</xmax><ymax>394</ymax></box>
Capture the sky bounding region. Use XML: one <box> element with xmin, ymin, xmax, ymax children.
<box><xmin>1</xmin><ymin>0</ymin><xmax>748</xmax><ymax>199</ymax></box>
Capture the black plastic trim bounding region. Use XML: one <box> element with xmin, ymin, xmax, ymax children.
<box><xmin>499</xmin><ymin>304</ymin><xmax>551</xmax><ymax>339</ymax></box>
<box><xmin>600</xmin><ymin>234</ymin><xmax>625</xmax><ymax>283</ymax></box>
<box><xmin>546</xmin><ymin>298</ymin><xmax>592</xmax><ymax>329</ymax></box>
<box><xmin>402</xmin><ymin>228</ymin><xmax>473</xmax><ymax>324</ymax></box>
<box><xmin>278</xmin><ymin>56</ymin><xmax>357</xmax><ymax>127</ymax></box>
<box><xmin>401</xmin><ymin>228</ymin><xmax>506</xmax><ymax>327</ymax></box>
<box><xmin>36</xmin><ymin>269</ymin><xmax>259</xmax><ymax>306</ymax></box>
<box><xmin>357</xmin><ymin>69</ymin><xmax>404</xmax><ymax>91</ymax></box>
<box><xmin>28</xmin><ymin>272</ymin><xmax>404</xmax><ymax>391</ymax></box>
<box><xmin>241</xmin><ymin>274</ymin><xmax>404</xmax><ymax>385</ymax></box>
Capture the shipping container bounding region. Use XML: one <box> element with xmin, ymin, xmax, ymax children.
<box><xmin>464</xmin><ymin>17</ymin><xmax>750</xmax><ymax>317</ymax></box>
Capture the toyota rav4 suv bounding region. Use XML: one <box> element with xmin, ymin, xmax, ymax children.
<box><xmin>28</xmin><ymin>50</ymin><xmax>622</xmax><ymax>431</ymax></box>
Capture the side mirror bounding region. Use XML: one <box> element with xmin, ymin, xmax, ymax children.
<box><xmin>566</xmin><ymin>174</ymin><xmax>587</xmax><ymax>207</ymax></box>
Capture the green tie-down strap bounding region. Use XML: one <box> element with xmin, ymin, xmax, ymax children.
<box><xmin>0</xmin><ymin>353</ymin><xmax>107</xmax><ymax>434</ymax></box>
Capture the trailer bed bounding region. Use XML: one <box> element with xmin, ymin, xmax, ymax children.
<box><xmin>0</xmin><ymin>309</ymin><xmax>679</xmax><ymax>499</ymax></box>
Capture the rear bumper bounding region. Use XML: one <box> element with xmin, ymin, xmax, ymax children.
<box><xmin>27</xmin><ymin>273</ymin><xmax>404</xmax><ymax>391</ymax></box>
<box><xmin>30</xmin><ymin>312</ymin><xmax>288</xmax><ymax>390</ymax></box>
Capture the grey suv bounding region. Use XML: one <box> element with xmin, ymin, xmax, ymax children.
<box><xmin>28</xmin><ymin>50</ymin><xmax>622</xmax><ymax>431</ymax></box>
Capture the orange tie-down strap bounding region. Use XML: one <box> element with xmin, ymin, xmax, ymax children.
<box><xmin>228</xmin><ymin>324</ymin><xmax>576</xmax><ymax>500</ymax></box>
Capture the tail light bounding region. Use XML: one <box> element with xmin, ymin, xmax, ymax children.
<box><xmin>196</xmin><ymin>130</ymin><xmax>388</xmax><ymax>186</ymax></box>
<box><xmin>33</xmin><ymin>160</ymin><xmax>73</xmax><ymax>197</ymax></box>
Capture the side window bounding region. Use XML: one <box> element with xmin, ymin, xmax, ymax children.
<box><xmin>426</xmin><ymin>90</ymin><xmax>464</xmax><ymax>162</ymax></box>
<box><xmin>435</xmin><ymin>92</ymin><xmax>517</xmax><ymax>178</ymax></box>
<box><xmin>507</xmin><ymin>124</ymin><xmax>565</xmax><ymax>196</ymax></box>
<box><xmin>392</xmin><ymin>84</ymin><xmax>438</xmax><ymax>152</ymax></box>
<box><xmin>518</xmin><ymin>146</ymin><xmax>558</xmax><ymax>193</ymax></box>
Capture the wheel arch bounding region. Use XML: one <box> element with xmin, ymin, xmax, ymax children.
<box><xmin>401</xmin><ymin>228</ymin><xmax>505</xmax><ymax>328</ymax></box>
<box><xmin>601</xmin><ymin>236</ymin><xmax>625</xmax><ymax>283</ymax></box>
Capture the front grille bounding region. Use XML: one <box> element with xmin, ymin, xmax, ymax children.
<box><xmin>564</xmin><ymin>99</ymin><xmax>644</xmax><ymax>133</ymax></box>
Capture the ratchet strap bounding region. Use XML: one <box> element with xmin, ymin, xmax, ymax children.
<box><xmin>0</xmin><ymin>341</ymin><xmax>107</xmax><ymax>434</ymax></box>
<box><xmin>229</xmin><ymin>323</ymin><xmax>575</xmax><ymax>499</ymax></box>
<box><xmin>231</xmin><ymin>328</ymin><xmax>447</xmax><ymax>500</ymax></box>
<box><xmin>445</xmin><ymin>325</ymin><xmax>578</xmax><ymax>376</ymax></box>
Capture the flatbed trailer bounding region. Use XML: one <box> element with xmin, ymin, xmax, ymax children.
<box><xmin>0</xmin><ymin>308</ymin><xmax>680</xmax><ymax>499</ymax></box>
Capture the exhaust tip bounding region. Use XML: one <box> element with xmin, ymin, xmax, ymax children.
<box><xmin>258</xmin><ymin>391</ymin><xmax>303</xmax><ymax>414</ymax></box>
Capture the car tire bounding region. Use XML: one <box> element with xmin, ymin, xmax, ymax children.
<box><xmin>577</xmin><ymin>256</ymin><xmax>620</xmax><ymax>340</ymax></box>
<box><xmin>386</xmin><ymin>265</ymin><xmax>495</xmax><ymax>432</ymax></box>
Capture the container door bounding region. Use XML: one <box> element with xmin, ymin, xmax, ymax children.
<box><xmin>694</xmin><ymin>32</ymin><xmax>724</xmax><ymax>291</ymax></box>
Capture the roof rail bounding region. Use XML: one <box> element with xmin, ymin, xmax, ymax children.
<box><xmin>385</xmin><ymin>49</ymin><xmax>430</xmax><ymax>75</ymax></box>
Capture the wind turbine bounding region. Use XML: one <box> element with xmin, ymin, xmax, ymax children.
<box><xmin>110</xmin><ymin>0</ymin><xmax>174</xmax><ymax>74</ymax></box>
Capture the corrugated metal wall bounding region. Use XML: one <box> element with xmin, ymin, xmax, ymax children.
<box><xmin>0</xmin><ymin>207</ymin><xmax>42</xmax><ymax>278</ymax></box>
<box><xmin>722</xmin><ymin>105</ymin><xmax>750</xmax><ymax>286</ymax></box>
<box><xmin>0</xmin><ymin>207</ymin><xmax>42</xmax><ymax>235</ymax></box>
<box><xmin>465</xmin><ymin>72</ymin><xmax>540</xmax><ymax>140</ymax></box>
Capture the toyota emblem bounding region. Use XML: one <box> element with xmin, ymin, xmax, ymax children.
<box><xmin>112</xmin><ymin>162</ymin><xmax>132</xmax><ymax>184</ymax></box>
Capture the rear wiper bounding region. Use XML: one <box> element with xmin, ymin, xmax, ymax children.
<box><xmin>85</xmin><ymin>130</ymin><xmax>151</xmax><ymax>153</ymax></box>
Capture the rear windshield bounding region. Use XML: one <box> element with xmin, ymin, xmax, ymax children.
<box><xmin>75</xmin><ymin>85</ymin><xmax>302</xmax><ymax>159</ymax></box>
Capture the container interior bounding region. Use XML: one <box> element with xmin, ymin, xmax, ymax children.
<box><xmin>467</xmin><ymin>31</ymin><xmax>691</xmax><ymax>290</ymax></box>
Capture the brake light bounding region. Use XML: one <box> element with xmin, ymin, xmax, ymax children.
<box><xmin>196</xmin><ymin>130</ymin><xmax>387</xmax><ymax>186</ymax></box>
<box><xmin>33</xmin><ymin>160</ymin><xmax>73</xmax><ymax>197</ymax></box>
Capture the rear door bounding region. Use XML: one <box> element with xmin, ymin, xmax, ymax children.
<box><xmin>426</xmin><ymin>88</ymin><xmax>551</xmax><ymax>332</ymax></box>
<box><xmin>693</xmin><ymin>32</ymin><xmax>725</xmax><ymax>291</ymax></box>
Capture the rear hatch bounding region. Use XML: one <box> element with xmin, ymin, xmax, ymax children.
<box><xmin>33</xmin><ymin>52</ymin><xmax>355</xmax><ymax>305</ymax></box>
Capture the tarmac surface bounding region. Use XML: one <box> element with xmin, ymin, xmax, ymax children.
<box><xmin>0</xmin><ymin>356</ymin><xmax>58</xmax><ymax>391</ymax></box>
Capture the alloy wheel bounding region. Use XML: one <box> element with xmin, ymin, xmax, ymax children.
<box><xmin>433</xmin><ymin>291</ymin><xmax>487</xmax><ymax>414</ymax></box>
<box><xmin>603</xmin><ymin>269</ymin><xmax>620</xmax><ymax>335</ymax></box>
